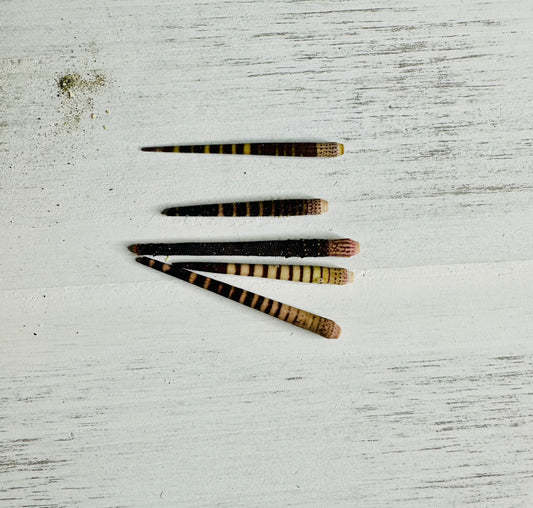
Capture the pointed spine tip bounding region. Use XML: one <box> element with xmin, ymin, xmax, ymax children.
<box><xmin>128</xmin><ymin>244</ymin><xmax>139</xmax><ymax>254</ymax></box>
<box><xmin>161</xmin><ymin>208</ymin><xmax>178</xmax><ymax>216</ymax></box>
<box><xmin>135</xmin><ymin>256</ymin><xmax>152</xmax><ymax>267</ymax></box>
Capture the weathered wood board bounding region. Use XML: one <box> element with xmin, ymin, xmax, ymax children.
<box><xmin>1</xmin><ymin>0</ymin><xmax>532</xmax><ymax>505</ymax></box>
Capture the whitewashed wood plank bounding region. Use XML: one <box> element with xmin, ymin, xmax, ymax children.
<box><xmin>1</xmin><ymin>0</ymin><xmax>532</xmax><ymax>506</ymax></box>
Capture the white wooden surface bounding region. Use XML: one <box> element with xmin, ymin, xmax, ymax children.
<box><xmin>1</xmin><ymin>0</ymin><xmax>532</xmax><ymax>506</ymax></box>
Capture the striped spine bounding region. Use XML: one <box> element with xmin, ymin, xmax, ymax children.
<box><xmin>162</xmin><ymin>199</ymin><xmax>328</xmax><ymax>217</ymax></box>
<box><xmin>136</xmin><ymin>257</ymin><xmax>341</xmax><ymax>339</ymax></box>
<box><xmin>141</xmin><ymin>142</ymin><xmax>344</xmax><ymax>157</ymax></box>
<box><xmin>129</xmin><ymin>238</ymin><xmax>360</xmax><ymax>258</ymax></box>
<box><xmin>172</xmin><ymin>262</ymin><xmax>354</xmax><ymax>285</ymax></box>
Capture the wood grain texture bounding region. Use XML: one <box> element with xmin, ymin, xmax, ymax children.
<box><xmin>1</xmin><ymin>0</ymin><xmax>532</xmax><ymax>506</ymax></box>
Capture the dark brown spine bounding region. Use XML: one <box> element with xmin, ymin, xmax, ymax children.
<box><xmin>136</xmin><ymin>257</ymin><xmax>341</xmax><ymax>338</ymax></box>
<box><xmin>141</xmin><ymin>142</ymin><xmax>343</xmax><ymax>157</ymax></box>
<box><xmin>129</xmin><ymin>238</ymin><xmax>358</xmax><ymax>258</ymax></box>
<box><xmin>162</xmin><ymin>199</ymin><xmax>327</xmax><ymax>217</ymax></box>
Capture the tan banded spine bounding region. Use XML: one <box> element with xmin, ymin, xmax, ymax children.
<box><xmin>141</xmin><ymin>142</ymin><xmax>344</xmax><ymax>157</ymax></box>
<box><xmin>172</xmin><ymin>262</ymin><xmax>354</xmax><ymax>284</ymax></box>
<box><xmin>136</xmin><ymin>257</ymin><xmax>341</xmax><ymax>339</ymax></box>
<box><xmin>162</xmin><ymin>199</ymin><xmax>328</xmax><ymax>217</ymax></box>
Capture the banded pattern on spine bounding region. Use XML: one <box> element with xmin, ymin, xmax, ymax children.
<box><xmin>162</xmin><ymin>199</ymin><xmax>328</xmax><ymax>217</ymax></box>
<box><xmin>173</xmin><ymin>262</ymin><xmax>354</xmax><ymax>285</ymax></box>
<box><xmin>136</xmin><ymin>257</ymin><xmax>341</xmax><ymax>339</ymax></box>
<box><xmin>129</xmin><ymin>238</ymin><xmax>359</xmax><ymax>258</ymax></box>
<box><xmin>141</xmin><ymin>142</ymin><xmax>344</xmax><ymax>157</ymax></box>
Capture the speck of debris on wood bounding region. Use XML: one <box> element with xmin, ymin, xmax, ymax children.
<box><xmin>56</xmin><ymin>71</ymin><xmax>108</xmax><ymax>131</ymax></box>
<box><xmin>57</xmin><ymin>72</ymin><xmax>106</xmax><ymax>97</ymax></box>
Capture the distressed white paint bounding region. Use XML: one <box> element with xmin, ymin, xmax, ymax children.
<box><xmin>1</xmin><ymin>0</ymin><xmax>532</xmax><ymax>506</ymax></box>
